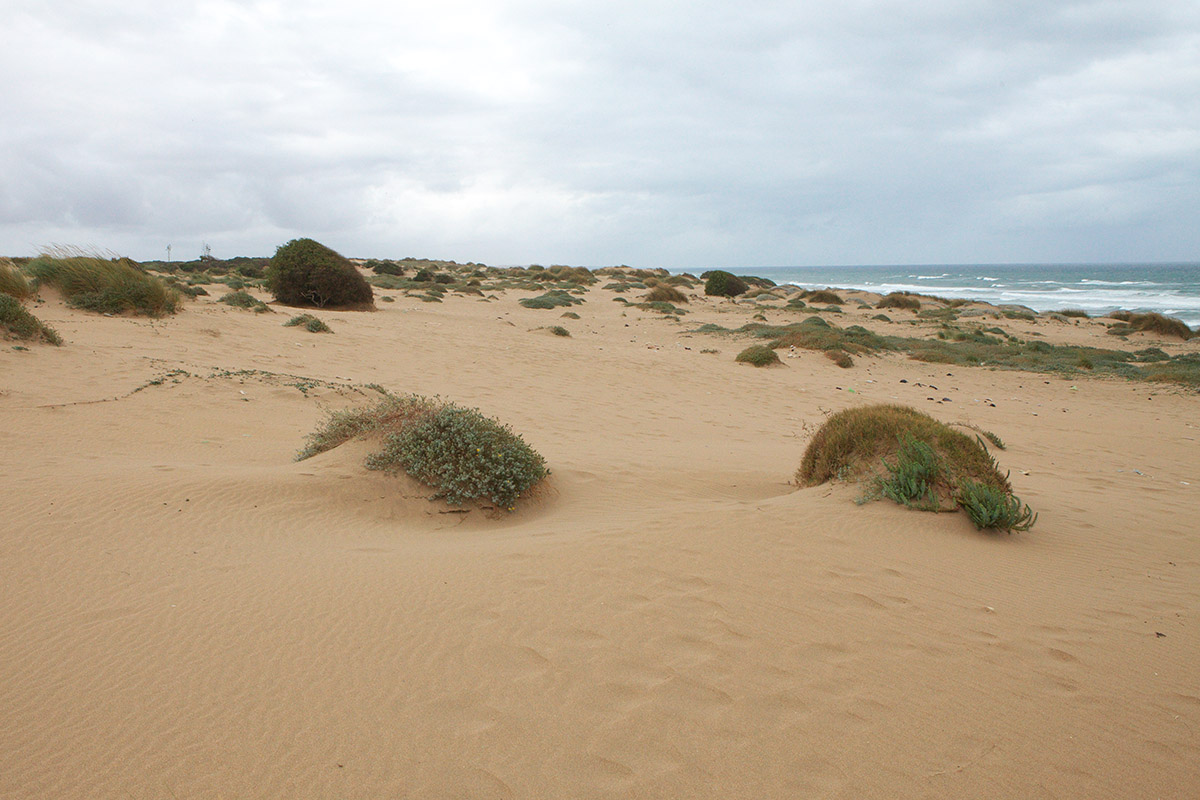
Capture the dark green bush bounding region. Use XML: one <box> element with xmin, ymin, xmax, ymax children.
<box><xmin>704</xmin><ymin>270</ymin><xmax>748</xmax><ymax>298</ymax></box>
<box><xmin>265</xmin><ymin>238</ymin><xmax>373</xmax><ymax>308</ymax></box>
<box><xmin>219</xmin><ymin>290</ymin><xmax>270</xmax><ymax>312</ymax></box>
<box><xmin>519</xmin><ymin>290</ymin><xmax>583</xmax><ymax>309</ymax></box>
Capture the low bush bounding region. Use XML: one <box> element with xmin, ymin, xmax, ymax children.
<box><xmin>798</xmin><ymin>404</ymin><xmax>1033</xmax><ymax>530</ymax></box>
<box><xmin>1060</xmin><ymin>309</ymin><xmax>1090</xmax><ymax>318</ymax></box>
<box><xmin>0</xmin><ymin>294</ymin><xmax>62</xmax><ymax>344</ymax></box>
<box><xmin>265</xmin><ymin>238</ymin><xmax>373</xmax><ymax>308</ymax></box>
<box><xmin>548</xmin><ymin>325</ymin><xmax>571</xmax><ymax>337</ymax></box>
<box><xmin>877</xmin><ymin>292</ymin><xmax>921</xmax><ymax>310</ymax></box>
<box><xmin>219</xmin><ymin>290</ymin><xmax>270</xmax><ymax>312</ymax></box>
<box><xmin>645</xmin><ymin>285</ymin><xmax>688</xmax><ymax>304</ymax></box>
<box><xmin>30</xmin><ymin>252</ymin><xmax>180</xmax><ymax>316</ymax></box>
<box><xmin>825</xmin><ymin>349</ymin><xmax>854</xmax><ymax>368</ymax></box>
<box><xmin>735</xmin><ymin>344</ymin><xmax>781</xmax><ymax>367</ymax></box>
<box><xmin>284</xmin><ymin>313</ymin><xmax>332</xmax><ymax>332</ymax></box>
<box><xmin>519</xmin><ymin>290</ymin><xmax>583</xmax><ymax>309</ymax></box>
<box><xmin>704</xmin><ymin>270</ymin><xmax>748</xmax><ymax>298</ymax></box>
<box><xmin>298</xmin><ymin>393</ymin><xmax>548</xmax><ymax>509</ymax></box>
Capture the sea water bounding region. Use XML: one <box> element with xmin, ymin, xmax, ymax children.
<box><xmin>709</xmin><ymin>263</ymin><xmax>1200</xmax><ymax>329</ymax></box>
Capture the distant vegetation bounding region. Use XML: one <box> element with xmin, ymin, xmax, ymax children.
<box><xmin>284</xmin><ymin>313</ymin><xmax>332</xmax><ymax>332</ymax></box>
<box><xmin>703</xmin><ymin>270</ymin><xmax>749</xmax><ymax>298</ymax></box>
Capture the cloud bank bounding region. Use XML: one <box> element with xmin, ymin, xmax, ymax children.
<box><xmin>2</xmin><ymin>0</ymin><xmax>1197</xmax><ymax>267</ymax></box>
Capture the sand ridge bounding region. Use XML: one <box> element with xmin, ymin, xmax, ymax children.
<box><xmin>1</xmin><ymin>274</ymin><xmax>1198</xmax><ymax>798</ymax></box>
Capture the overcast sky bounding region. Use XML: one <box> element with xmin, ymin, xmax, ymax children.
<box><xmin>2</xmin><ymin>1</ymin><xmax>1197</xmax><ymax>268</ymax></box>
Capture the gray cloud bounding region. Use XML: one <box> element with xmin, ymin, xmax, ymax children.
<box><xmin>2</xmin><ymin>0</ymin><xmax>1197</xmax><ymax>266</ymax></box>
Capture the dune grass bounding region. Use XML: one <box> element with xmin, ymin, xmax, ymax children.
<box><xmin>798</xmin><ymin>404</ymin><xmax>1032</xmax><ymax>531</ymax></box>
<box><xmin>644</xmin><ymin>285</ymin><xmax>688</xmax><ymax>304</ymax></box>
<box><xmin>298</xmin><ymin>393</ymin><xmax>548</xmax><ymax>509</ymax></box>
<box><xmin>876</xmin><ymin>292</ymin><xmax>921</xmax><ymax>310</ymax></box>
<box><xmin>1106</xmin><ymin>312</ymin><xmax>1193</xmax><ymax>340</ymax></box>
<box><xmin>0</xmin><ymin>294</ymin><xmax>62</xmax><ymax>345</ymax></box>
<box><xmin>0</xmin><ymin>259</ymin><xmax>34</xmax><ymax>299</ymax></box>
<box><xmin>30</xmin><ymin>251</ymin><xmax>180</xmax><ymax>316</ymax></box>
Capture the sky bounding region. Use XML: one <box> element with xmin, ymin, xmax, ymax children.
<box><xmin>2</xmin><ymin>0</ymin><xmax>1198</xmax><ymax>269</ymax></box>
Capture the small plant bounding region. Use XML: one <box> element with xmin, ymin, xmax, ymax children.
<box><xmin>825</xmin><ymin>349</ymin><xmax>854</xmax><ymax>368</ymax></box>
<box><xmin>735</xmin><ymin>344</ymin><xmax>781</xmax><ymax>367</ymax></box>
<box><xmin>548</xmin><ymin>325</ymin><xmax>571</xmax><ymax>337</ymax></box>
<box><xmin>704</xmin><ymin>270</ymin><xmax>749</xmax><ymax>298</ymax></box>
<box><xmin>30</xmin><ymin>250</ymin><xmax>180</xmax><ymax>316</ymax></box>
<box><xmin>560</xmin><ymin>311</ymin><xmax>581</xmax><ymax>319</ymax></box>
<box><xmin>265</xmin><ymin>238</ymin><xmax>373</xmax><ymax>308</ymax></box>
<box><xmin>0</xmin><ymin>294</ymin><xmax>62</xmax><ymax>345</ymax></box>
<box><xmin>284</xmin><ymin>313</ymin><xmax>332</xmax><ymax>333</ymax></box>
<box><xmin>958</xmin><ymin>480</ymin><xmax>1037</xmax><ymax>532</ymax></box>
<box><xmin>1060</xmin><ymin>309</ymin><xmax>1089</xmax><ymax>318</ymax></box>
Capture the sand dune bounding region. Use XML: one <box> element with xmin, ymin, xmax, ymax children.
<box><xmin>2</xmin><ymin>276</ymin><xmax>1198</xmax><ymax>798</ymax></box>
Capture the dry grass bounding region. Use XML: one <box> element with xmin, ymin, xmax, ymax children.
<box><xmin>30</xmin><ymin>249</ymin><xmax>180</xmax><ymax>316</ymax></box>
<box><xmin>0</xmin><ymin>259</ymin><xmax>34</xmax><ymax>299</ymax></box>
<box><xmin>644</xmin><ymin>285</ymin><xmax>688</xmax><ymax>304</ymax></box>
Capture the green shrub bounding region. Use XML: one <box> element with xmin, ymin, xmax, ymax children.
<box><xmin>30</xmin><ymin>253</ymin><xmax>179</xmax><ymax>316</ymax></box>
<box><xmin>560</xmin><ymin>311</ymin><xmax>581</xmax><ymax>319</ymax></box>
<box><xmin>368</xmin><ymin>259</ymin><xmax>405</xmax><ymax>276</ymax></box>
<box><xmin>0</xmin><ymin>294</ymin><xmax>62</xmax><ymax>345</ymax></box>
<box><xmin>735</xmin><ymin>344</ymin><xmax>781</xmax><ymax>366</ymax></box>
<box><xmin>0</xmin><ymin>259</ymin><xmax>33</xmax><ymax>299</ymax></box>
<box><xmin>265</xmin><ymin>238</ymin><xmax>373</xmax><ymax>308</ymax></box>
<box><xmin>284</xmin><ymin>313</ymin><xmax>332</xmax><ymax>333</ymax></box>
<box><xmin>219</xmin><ymin>290</ymin><xmax>270</xmax><ymax>312</ymax></box>
<box><xmin>877</xmin><ymin>292</ymin><xmax>920</xmax><ymax>310</ymax></box>
<box><xmin>519</xmin><ymin>290</ymin><xmax>583</xmax><ymax>309</ymax></box>
<box><xmin>958</xmin><ymin>480</ymin><xmax>1037</xmax><ymax>532</ymax></box>
<box><xmin>1060</xmin><ymin>309</ymin><xmax>1089</xmax><ymax>318</ymax></box>
<box><xmin>645</xmin><ymin>285</ymin><xmax>688</xmax><ymax>304</ymax></box>
<box><xmin>548</xmin><ymin>325</ymin><xmax>571</xmax><ymax>337</ymax></box>
<box><xmin>299</xmin><ymin>394</ymin><xmax>547</xmax><ymax>508</ymax></box>
<box><xmin>704</xmin><ymin>270</ymin><xmax>748</xmax><ymax>298</ymax></box>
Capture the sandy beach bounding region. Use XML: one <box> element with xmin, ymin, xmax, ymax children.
<box><xmin>2</xmin><ymin>269</ymin><xmax>1198</xmax><ymax>799</ymax></box>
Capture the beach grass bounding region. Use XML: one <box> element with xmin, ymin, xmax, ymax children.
<box><xmin>30</xmin><ymin>250</ymin><xmax>180</xmax><ymax>316</ymax></box>
<box><xmin>735</xmin><ymin>344</ymin><xmax>781</xmax><ymax>366</ymax></box>
<box><xmin>0</xmin><ymin>259</ymin><xmax>34</xmax><ymax>299</ymax></box>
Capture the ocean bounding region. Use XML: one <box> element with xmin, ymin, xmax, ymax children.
<box><xmin>706</xmin><ymin>263</ymin><xmax>1200</xmax><ymax>329</ymax></box>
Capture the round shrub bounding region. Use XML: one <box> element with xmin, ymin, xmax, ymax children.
<box><xmin>735</xmin><ymin>344</ymin><xmax>781</xmax><ymax>367</ymax></box>
<box><xmin>367</xmin><ymin>405</ymin><xmax>548</xmax><ymax>508</ymax></box>
<box><xmin>704</xmin><ymin>270</ymin><xmax>748</xmax><ymax>298</ymax></box>
<box><xmin>266</xmin><ymin>238</ymin><xmax>373</xmax><ymax>308</ymax></box>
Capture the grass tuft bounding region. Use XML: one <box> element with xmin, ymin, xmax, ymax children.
<box><xmin>0</xmin><ymin>259</ymin><xmax>34</xmax><ymax>299</ymax></box>
<box><xmin>876</xmin><ymin>292</ymin><xmax>921</xmax><ymax>310</ymax></box>
<box><xmin>1106</xmin><ymin>312</ymin><xmax>1193</xmax><ymax>340</ymax></box>
<box><xmin>644</xmin><ymin>285</ymin><xmax>688</xmax><ymax>304</ymax></box>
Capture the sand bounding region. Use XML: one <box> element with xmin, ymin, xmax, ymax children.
<box><xmin>2</xmin><ymin>275</ymin><xmax>1198</xmax><ymax>798</ymax></box>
